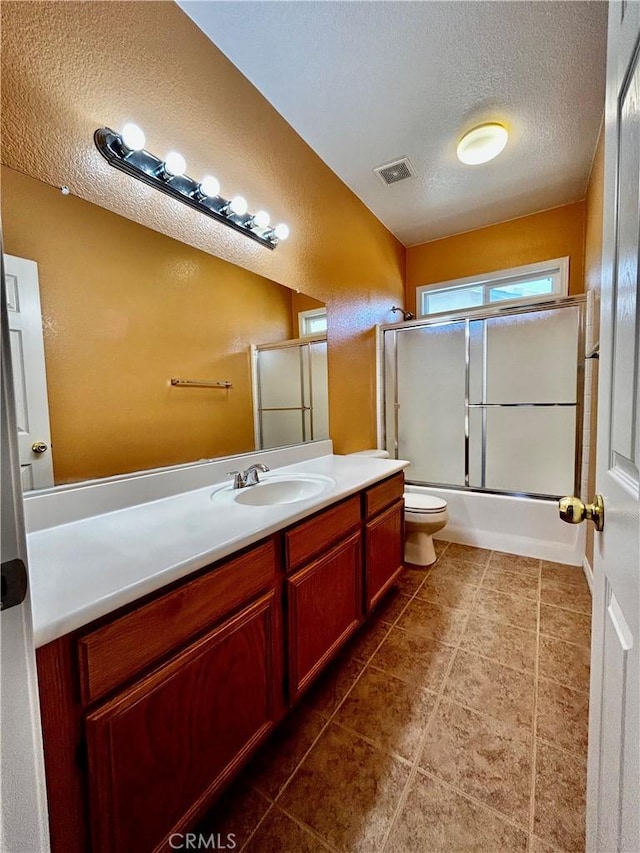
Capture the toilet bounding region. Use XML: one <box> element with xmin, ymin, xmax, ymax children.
<box><xmin>348</xmin><ymin>450</ymin><xmax>449</xmax><ymax>566</ymax></box>
<box><xmin>403</xmin><ymin>492</ymin><xmax>448</xmax><ymax>566</ymax></box>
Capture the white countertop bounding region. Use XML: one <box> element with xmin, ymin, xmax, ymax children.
<box><xmin>27</xmin><ymin>455</ymin><xmax>408</xmax><ymax>647</ymax></box>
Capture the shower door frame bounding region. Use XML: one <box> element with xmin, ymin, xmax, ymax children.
<box><xmin>252</xmin><ymin>334</ymin><xmax>327</xmax><ymax>450</ymax></box>
<box><xmin>379</xmin><ymin>294</ymin><xmax>587</xmax><ymax>501</ymax></box>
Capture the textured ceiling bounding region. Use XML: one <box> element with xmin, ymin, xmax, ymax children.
<box><xmin>179</xmin><ymin>0</ymin><xmax>608</xmax><ymax>246</ymax></box>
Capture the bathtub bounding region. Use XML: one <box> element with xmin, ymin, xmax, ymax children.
<box><xmin>405</xmin><ymin>484</ymin><xmax>585</xmax><ymax>565</ymax></box>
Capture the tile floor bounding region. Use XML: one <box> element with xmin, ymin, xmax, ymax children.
<box><xmin>199</xmin><ymin>543</ymin><xmax>592</xmax><ymax>853</ymax></box>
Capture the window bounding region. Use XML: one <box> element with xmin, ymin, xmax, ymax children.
<box><xmin>417</xmin><ymin>257</ymin><xmax>569</xmax><ymax>318</ymax></box>
<box><xmin>298</xmin><ymin>308</ymin><xmax>327</xmax><ymax>337</ymax></box>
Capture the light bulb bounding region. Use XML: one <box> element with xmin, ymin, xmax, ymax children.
<box><xmin>456</xmin><ymin>123</ymin><xmax>508</xmax><ymax>165</ymax></box>
<box><xmin>274</xmin><ymin>223</ymin><xmax>290</xmax><ymax>241</ymax></box>
<box><xmin>120</xmin><ymin>123</ymin><xmax>146</xmax><ymax>151</ymax></box>
<box><xmin>164</xmin><ymin>151</ymin><xmax>186</xmax><ymax>177</ymax></box>
<box><xmin>199</xmin><ymin>175</ymin><xmax>220</xmax><ymax>197</ymax></box>
<box><xmin>252</xmin><ymin>210</ymin><xmax>270</xmax><ymax>229</ymax></box>
<box><xmin>229</xmin><ymin>195</ymin><xmax>248</xmax><ymax>216</ymax></box>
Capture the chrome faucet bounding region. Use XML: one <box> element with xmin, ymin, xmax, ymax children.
<box><xmin>227</xmin><ymin>463</ymin><xmax>270</xmax><ymax>489</ymax></box>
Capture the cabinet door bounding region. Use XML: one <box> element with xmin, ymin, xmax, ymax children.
<box><xmin>365</xmin><ymin>500</ymin><xmax>404</xmax><ymax>612</ymax></box>
<box><xmin>287</xmin><ymin>531</ymin><xmax>362</xmax><ymax>702</ymax></box>
<box><xmin>85</xmin><ymin>593</ymin><xmax>279</xmax><ymax>853</ymax></box>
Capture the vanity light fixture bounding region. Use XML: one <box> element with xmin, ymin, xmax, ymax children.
<box><xmin>94</xmin><ymin>124</ymin><xmax>290</xmax><ymax>249</ymax></box>
<box><xmin>457</xmin><ymin>123</ymin><xmax>508</xmax><ymax>165</ymax></box>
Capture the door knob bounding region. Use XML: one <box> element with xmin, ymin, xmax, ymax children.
<box><xmin>31</xmin><ymin>441</ymin><xmax>48</xmax><ymax>454</ymax></box>
<box><xmin>558</xmin><ymin>494</ymin><xmax>604</xmax><ymax>531</ymax></box>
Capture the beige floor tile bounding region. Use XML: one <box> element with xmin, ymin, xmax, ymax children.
<box><xmin>529</xmin><ymin>835</ymin><xmax>565</xmax><ymax>853</ymax></box>
<box><xmin>489</xmin><ymin>551</ymin><xmax>541</xmax><ymax>576</ymax></box>
<box><xmin>394</xmin><ymin>567</ymin><xmax>429</xmax><ymax>596</ymax></box>
<box><xmin>538</xmin><ymin>635</ymin><xmax>590</xmax><ymax>692</ymax></box>
<box><xmin>540</xmin><ymin>604</ymin><xmax>591</xmax><ymax>647</ymax></box>
<box><xmin>385</xmin><ymin>773</ymin><xmax>528</xmax><ymax>853</ymax></box>
<box><xmin>540</xmin><ymin>577</ymin><xmax>592</xmax><ymax>615</ymax></box>
<box><xmin>534</xmin><ymin>741</ymin><xmax>587</xmax><ymax>852</ymax></box>
<box><xmin>345</xmin><ymin>618</ymin><xmax>393</xmax><ymax>664</ymax></box>
<box><xmin>197</xmin><ymin>778</ymin><xmax>271</xmax><ymax>848</ymax></box>
<box><xmin>244</xmin><ymin>807</ymin><xmax>331</xmax><ymax>853</ymax></box>
<box><xmin>369</xmin><ymin>625</ymin><xmax>455</xmax><ymax>691</ymax></box>
<box><xmin>541</xmin><ymin>562</ymin><xmax>588</xmax><ymax>586</ymax></box>
<box><xmin>397</xmin><ymin>597</ymin><xmax>469</xmax><ymax>646</ymax></box>
<box><xmin>419</xmin><ymin>698</ymin><xmax>532</xmax><ymax>825</ymax></box>
<box><xmin>279</xmin><ymin>723</ymin><xmax>409</xmax><ymax>853</ymax></box>
<box><xmin>334</xmin><ymin>667</ymin><xmax>437</xmax><ymax>761</ymax></box>
<box><xmin>461</xmin><ymin>613</ymin><xmax>536</xmax><ymax>672</ymax></box>
<box><xmin>247</xmin><ymin>706</ymin><xmax>326</xmax><ymax>799</ymax></box>
<box><xmin>537</xmin><ymin>678</ymin><xmax>589</xmax><ymax>757</ymax></box>
<box><xmin>303</xmin><ymin>653</ymin><xmax>365</xmax><ymax>718</ymax></box>
<box><xmin>426</xmin><ymin>557</ymin><xmax>486</xmax><ymax>585</ymax></box>
<box><xmin>433</xmin><ymin>538</ymin><xmax>450</xmax><ymax>558</ymax></box>
<box><xmin>440</xmin><ymin>543</ymin><xmax>492</xmax><ymax>565</ymax></box>
<box><xmin>414</xmin><ymin>574</ymin><xmax>478</xmax><ymax>611</ymax></box>
<box><xmin>444</xmin><ymin>650</ymin><xmax>535</xmax><ymax>735</ymax></box>
<box><xmin>374</xmin><ymin>588</ymin><xmax>413</xmax><ymax>625</ymax></box>
<box><xmin>482</xmin><ymin>566</ymin><xmax>540</xmax><ymax>600</ymax></box>
<box><xmin>473</xmin><ymin>587</ymin><xmax>539</xmax><ymax>631</ymax></box>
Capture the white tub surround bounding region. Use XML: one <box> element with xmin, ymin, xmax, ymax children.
<box><xmin>27</xmin><ymin>453</ymin><xmax>409</xmax><ymax>647</ymax></box>
<box><xmin>405</xmin><ymin>485</ymin><xmax>585</xmax><ymax>565</ymax></box>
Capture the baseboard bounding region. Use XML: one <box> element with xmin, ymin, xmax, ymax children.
<box><xmin>582</xmin><ymin>554</ymin><xmax>594</xmax><ymax>592</ymax></box>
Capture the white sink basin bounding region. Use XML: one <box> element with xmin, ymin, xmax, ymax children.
<box><xmin>211</xmin><ymin>473</ymin><xmax>336</xmax><ymax>507</ymax></box>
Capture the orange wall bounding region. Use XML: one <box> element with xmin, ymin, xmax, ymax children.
<box><xmin>583</xmin><ymin>128</ymin><xmax>604</xmax><ymax>566</ymax></box>
<box><xmin>0</xmin><ymin>1</ymin><xmax>405</xmax><ymax>457</ymax></box>
<box><xmin>405</xmin><ymin>202</ymin><xmax>586</xmax><ymax>314</ymax></box>
<box><xmin>2</xmin><ymin>166</ymin><xmax>297</xmax><ymax>484</ymax></box>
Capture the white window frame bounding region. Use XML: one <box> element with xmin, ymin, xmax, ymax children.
<box><xmin>298</xmin><ymin>307</ymin><xmax>327</xmax><ymax>337</ymax></box>
<box><xmin>416</xmin><ymin>256</ymin><xmax>570</xmax><ymax>318</ymax></box>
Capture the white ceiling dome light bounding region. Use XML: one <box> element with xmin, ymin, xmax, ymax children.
<box><xmin>457</xmin><ymin>123</ymin><xmax>508</xmax><ymax>165</ymax></box>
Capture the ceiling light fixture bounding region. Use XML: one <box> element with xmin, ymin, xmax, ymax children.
<box><xmin>94</xmin><ymin>125</ymin><xmax>289</xmax><ymax>249</ymax></box>
<box><xmin>456</xmin><ymin>123</ymin><xmax>508</xmax><ymax>165</ymax></box>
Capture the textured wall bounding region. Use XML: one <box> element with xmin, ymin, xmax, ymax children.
<box><xmin>405</xmin><ymin>202</ymin><xmax>586</xmax><ymax>314</ymax></box>
<box><xmin>583</xmin><ymin>128</ymin><xmax>604</xmax><ymax>568</ymax></box>
<box><xmin>2</xmin><ymin>167</ymin><xmax>297</xmax><ymax>484</ymax></box>
<box><xmin>0</xmin><ymin>1</ymin><xmax>405</xmax><ymax>456</ymax></box>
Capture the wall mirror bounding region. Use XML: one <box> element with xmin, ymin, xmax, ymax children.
<box><xmin>1</xmin><ymin>166</ymin><xmax>328</xmax><ymax>491</ymax></box>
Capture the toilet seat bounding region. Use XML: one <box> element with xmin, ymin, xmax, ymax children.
<box><xmin>404</xmin><ymin>493</ymin><xmax>447</xmax><ymax>514</ymax></box>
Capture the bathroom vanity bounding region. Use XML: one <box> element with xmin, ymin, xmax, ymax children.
<box><xmin>30</xmin><ymin>456</ymin><xmax>406</xmax><ymax>852</ymax></box>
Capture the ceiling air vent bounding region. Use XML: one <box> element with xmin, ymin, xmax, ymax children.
<box><xmin>373</xmin><ymin>157</ymin><xmax>417</xmax><ymax>186</ymax></box>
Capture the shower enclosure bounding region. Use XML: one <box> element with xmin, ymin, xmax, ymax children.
<box><xmin>382</xmin><ymin>296</ymin><xmax>585</xmax><ymax>499</ymax></box>
<box><xmin>252</xmin><ymin>335</ymin><xmax>329</xmax><ymax>449</ymax></box>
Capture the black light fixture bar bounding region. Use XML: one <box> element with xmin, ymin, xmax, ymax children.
<box><xmin>94</xmin><ymin>128</ymin><xmax>279</xmax><ymax>250</ymax></box>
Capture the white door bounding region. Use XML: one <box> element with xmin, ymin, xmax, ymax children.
<box><xmin>587</xmin><ymin>3</ymin><xmax>640</xmax><ymax>850</ymax></box>
<box><xmin>1</xmin><ymin>258</ymin><xmax>50</xmax><ymax>851</ymax></box>
<box><xmin>4</xmin><ymin>254</ymin><xmax>54</xmax><ymax>490</ymax></box>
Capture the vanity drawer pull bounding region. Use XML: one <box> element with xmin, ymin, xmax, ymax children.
<box><xmin>77</xmin><ymin>539</ymin><xmax>277</xmax><ymax>705</ymax></box>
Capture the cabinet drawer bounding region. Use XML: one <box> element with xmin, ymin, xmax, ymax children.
<box><xmin>363</xmin><ymin>473</ymin><xmax>404</xmax><ymax>518</ymax></box>
<box><xmin>285</xmin><ymin>495</ymin><xmax>360</xmax><ymax>571</ymax></box>
<box><xmin>78</xmin><ymin>539</ymin><xmax>276</xmax><ymax>705</ymax></box>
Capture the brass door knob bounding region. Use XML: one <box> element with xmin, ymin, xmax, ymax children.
<box><xmin>31</xmin><ymin>441</ymin><xmax>48</xmax><ymax>454</ymax></box>
<box><xmin>558</xmin><ymin>494</ymin><xmax>604</xmax><ymax>531</ymax></box>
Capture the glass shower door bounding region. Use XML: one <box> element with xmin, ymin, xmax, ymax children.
<box><xmin>392</xmin><ymin>322</ymin><xmax>467</xmax><ymax>486</ymax></box>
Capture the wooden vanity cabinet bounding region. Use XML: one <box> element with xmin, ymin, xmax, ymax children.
<box><xmin>363</xmin><ymin>473</ymin><xmax>405</xmax><ymax>612</ymax></box>
<box><xmin>36</xmin><ymin>474</ymin><xmax>405</xmax><ymax>853</ymax></box>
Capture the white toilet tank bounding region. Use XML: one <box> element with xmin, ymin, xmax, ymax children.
<box><xmin>348</xmin><ymin>449</ymin><xmax>390</xmax><ymax>459</ymax></box>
